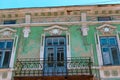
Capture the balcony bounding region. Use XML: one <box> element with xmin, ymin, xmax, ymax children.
<box><xmin>14</xmin><ymin>57</ymin><xmax>94</xmax><ymax>80</ymax></box>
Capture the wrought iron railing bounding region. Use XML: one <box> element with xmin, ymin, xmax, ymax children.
<box><xmin>14</xmin><ymin>57</ymin><xmax>93</xmax><ymax>76</ymax></box>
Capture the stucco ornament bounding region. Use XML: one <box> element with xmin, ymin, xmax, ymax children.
<box><xmin>104</xmin><ymin>27</ymin><xmax>110</xmax><ymax>32</ymax></box>
<box><xmin>23</xmin><ymin>27</ymin><xmax>31</xmax><ymax>38</ymax></box>
<box><xmin>96</xmin><ymin>24</ymin><xmax>116</xmax><ymax>35</ymax></box>
<box><xmin>49</xmin><ymin>28</ymin><xmax>62</xmax><ymax>35</ymax></box>
<box><xmin>44</xmin><ymin>25</ymin><xmax>68</xmax><ymax>36</ymax></box>
<box><xmin>2</xmin><ymin>31</ymin><xmax>11</xmax><ymax>37</ymax></box>
<box><xmin>0</xmin><ymin>28</ymin><xmax>16</xmax><ymax>38</ymax></box>
<box><xmin>81</xmin><ymin>27</ymin><xmax>89</xmax><ymax>36</ymax></box>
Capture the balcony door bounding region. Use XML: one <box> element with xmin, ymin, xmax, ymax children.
<box><xmin>43</xmin><ymin>36</ymin><xmax>67</xmax><ymax>76</ymax></box>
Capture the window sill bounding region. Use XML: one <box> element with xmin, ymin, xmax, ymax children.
<box><xmin>100</xmin><ymin>66</ymin><xmax>120</xmax><ymax>70</ymax></box>
<box><xmin>0</xmin><ymin>68</ymin><xmax>13</xmax><ymax>72</ymax></box>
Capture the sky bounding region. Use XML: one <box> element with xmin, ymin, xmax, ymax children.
<box><xmin>0</xmin><ymin>0</ymin><xmax>120</xmax><ymax>9</ymax></box>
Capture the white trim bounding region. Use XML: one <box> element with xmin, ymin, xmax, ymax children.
<box><xmin>66</xmin><ymin>32</ymin><xmax>72</xmax><ymax>69</ymax></box>
<box><xmin>44</xmin><ymin>25</ymin><xmax>68</xmax><ymax>31</ymax></box>
<box><xmin>95</xmin><ymin>32</ymin><xmax>103</xmax><ymax>66</ymax></box>
<box><xmin>116</xmin><ymin>32</ymin><xmax>120</xmax><ymax>52</ymax></box>
<box><xmin>9</xmin><ymin>35</ymin><xmax>18</xmax><ymax>68</ymax></box>
<box><xmin>66</xmin><ymin>32</ymin><xmax>71</xmax><ymax>59</ymax></box>
<box><xmin>0</xmin><ymin>28</ymin><xmax>16</xmax><ymax>33</ymax></box>
<box><xmin>96</xmin><ymin>24</ymin><xmax>116</xmax><ymax>30</ymax></box>
<box><xmin>40</xmin><ymin>34</ymin><xmax>45</xmax><ymax>61</ymax></box>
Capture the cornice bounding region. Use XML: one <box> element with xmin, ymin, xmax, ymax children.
<box><xmin>0</xmin><ymin>21</ymin><xmax>120</xmax><ymax>28</ymax></box>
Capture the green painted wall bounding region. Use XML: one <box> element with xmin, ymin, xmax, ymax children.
<box><xmin>17</xmin><ymin>27</ymin><xmax>44</xmax><ymax>58</ymax></box>
<box><xmin>15</xmin><ymin>25</ymin><xmax>99</xmax><ymax>66</ymax></box>
<box><xmin>14</xmin><ymin>24</ymin><xmax>120</xmax><ymax>79</ymax></box>
<box><xmin>15</xmin><ymin>24</ymin><xmax>120</xmax><ymax>65</ymax></box>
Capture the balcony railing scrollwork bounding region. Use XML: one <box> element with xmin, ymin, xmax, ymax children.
<box><xmin>14</xmin><ymin>57</ymin><xmax>93</xmax><ymax>76</ymax></box>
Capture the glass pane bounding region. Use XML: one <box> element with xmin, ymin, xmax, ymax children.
<box><xmin>46</xmin><ymin>39</ymin><xmax>52</xmax><ymax>46</ymax></box>
<box><xmin>3</xmin><ymin>51</ymin><xmax>11</xmax><ymax>68</ymax></box>
<box><xmin>6</xmin><ymin>41</ymin><xmax>13</xmax><ymax>49</ymax></box>
<box><xmin>47</xmin><ymin>48</ymin><xmax>54</xmax><ymax>67</ymax></box>
<box><xmin>0</xmin><ymin>41</ymin><xmax>5</xmax><ymax>49</ymax></box>
<box><xmin>53</xmin><ymin>38</ymin><xmax>58</xmax><ymax>45</ymax></box>
<box><xmin>4</xmin><ymin>20</ymin><xmax>16</xmax><ymax>24</ymax></box>
<box><xmin>0</xmin><ymin>52</ymin><xmax>2</xmax><ymax>67</ymax></box>
<box><xmin>59</xmin><ymin>38</ymin><xmax>65</xmax><ymax>45</ymax></box>
<box><xmin>98</xmin><ymin>17</ymin><xmax>111</xmax><ymax>21</ymax></box>
<box><xmin>111</xmin><ymin>47</ymin><xmax>119</xmax><ymax>65</ymax></box>
<box><xmin>100</xmin><ymin>38</ymin><xmax>107</xmax><ymax>45</ymax></box>
<box><xmin>109</xmin><ymin>37</ymin><xmax>117</xmax><ymax>45</ymax></box>
<box><xmin>102</xmin><ymin>48</ymin><xmax>112</xmax><ymax>65</ymax></box>
<box><xmin>57</xmin><ymin>48</ymin><xmax>64</xmax><ymax>66</ymax></box>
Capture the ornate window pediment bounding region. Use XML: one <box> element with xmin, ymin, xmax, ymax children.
<box><xmin>44</xmin><ymin>25</ymin><xmax>68</xmax><ymax>35</ymax></box>
<box><xmin>96</xmin><ymin>24</ymin><xmax>116</xmax><ymax>35</ymax></box>
<box><xmin>0</xmin><ymin>28</ymin><xmax>16</xmax><ymax>38</ymax></box>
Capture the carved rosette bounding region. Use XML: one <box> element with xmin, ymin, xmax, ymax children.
<box><xmin>96</xmin><ymin>24</ymin><xmax>116</xmax><ymax>35</ymax></box>
<box><xmin>44</xmin><ymin>25</ymin><xmax>68</xmax><ymax>36</ymax></box>
<box><xmin>0</xmin><ymin>28</ymin><xmax>16</xmax><ymax>38</ymax></box>
<box><xmin>49</xmin><ymin>28</ymin><xmax>62</xmax><ymax>35</ymax></box>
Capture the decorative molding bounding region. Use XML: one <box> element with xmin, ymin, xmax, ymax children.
<box><xmin>23</xmin><ymin>26</ymin><xmax>31</xmax><ymax>38</ymax></box>
<box><xmin>96</xmin><ymin>24</ymin><xmax>116</xmax><ymax>35</ymax></box>
<box><xmin>104</xmin><ymin>71</ymin><xmax>110</xmax><ymax>76</ymax></box>
<box><xmin>44</xmin><ymin>25</ymin><xmax>68</xmax><ymax>35</ymax></box>
<box><xmin>0</xmin><ymin>28</ymin><xmax>16</xmax><ymax>38</ymax></box>
<box><xmin>81</xmin><ymin>26</ymin><xmax>89</xmax><ymax>36</ymax></box>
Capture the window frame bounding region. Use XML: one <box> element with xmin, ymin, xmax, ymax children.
<box><xmin>99</xmin><ymin>36</ymin><xmax>120</xmax><ymax>66</ymax></box>
<box><xmin>0</xmin><ymin>40</ymin><xmax>13</xmax><ymax>68</ymax></box>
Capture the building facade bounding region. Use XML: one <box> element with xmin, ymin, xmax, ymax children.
<box><xmin>0</xmin><ymin>4</ymin><xmax>120</xmax><ymax>80</ymax></box>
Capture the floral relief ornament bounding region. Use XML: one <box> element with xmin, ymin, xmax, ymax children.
<box><xmin>44</xmin><ymin>25</ymin><xmax>68</xmax><ymax>36</ymax></box>
<box><xmin>2</xmin><ymin>31</ymin><xmax>12</xmax><ymax>37</ymax></box>
<box><xmin>96</xmin><ymin>24</ymin><xmax>116</xmax><ymax>35</ymax></box>
<box><xmin>0</xmin><ymin>28</ymin><xmax>16</xmax><ymax>38</ymax></box>
<box><xmin>49</xmin><ymin>28</ymin><xmax>62</xmax><ymax>35</ymax></box>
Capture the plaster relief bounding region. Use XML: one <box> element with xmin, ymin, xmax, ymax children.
<box><xmin>44</xmin><ymin>25</ymin><xmax>68</xmax><ymax>36</ymax></box>
<box><xmin>23</xmin><ymin>26</ymin><xmax>31</xmax><ymax>38</ymax></box>
<box><xmin>0</xmin><ymin>28</ymin><xmax>16</xmax><ymax>38</ymax></box>
<box><xmin>81</xmin><ymin>23</ymin><xmax>89</xmax><ymax>36</ymax></box>
<box><xmin>96</xmin><ymin>24</ymin><xmax>116</xmax><ymax>35</ymax></box>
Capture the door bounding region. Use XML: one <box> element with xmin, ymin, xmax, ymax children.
<box><xmin>43</xmin><ymin>37</ymin><xmax>67</xmax><ymax>76</ymax></box>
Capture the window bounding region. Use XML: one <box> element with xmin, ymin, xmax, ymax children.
<box><xmin>4</xmin><ymin>20</ymin><xmax>16</xmax><ymax>24</ymax></box>
<box><xmin>98</xmin><ymin>16</ymin><xmax>111</xmax><ymax>21</ymax></box>
<box><xmin>100</xmin><ymin>36</ymin><xmax>120</xmax><ymax>65</ymax></box>
<box><xmin>0</xmin><ymin>40</ymin><xmax>13</xmax><ymax>68</ymax></box>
